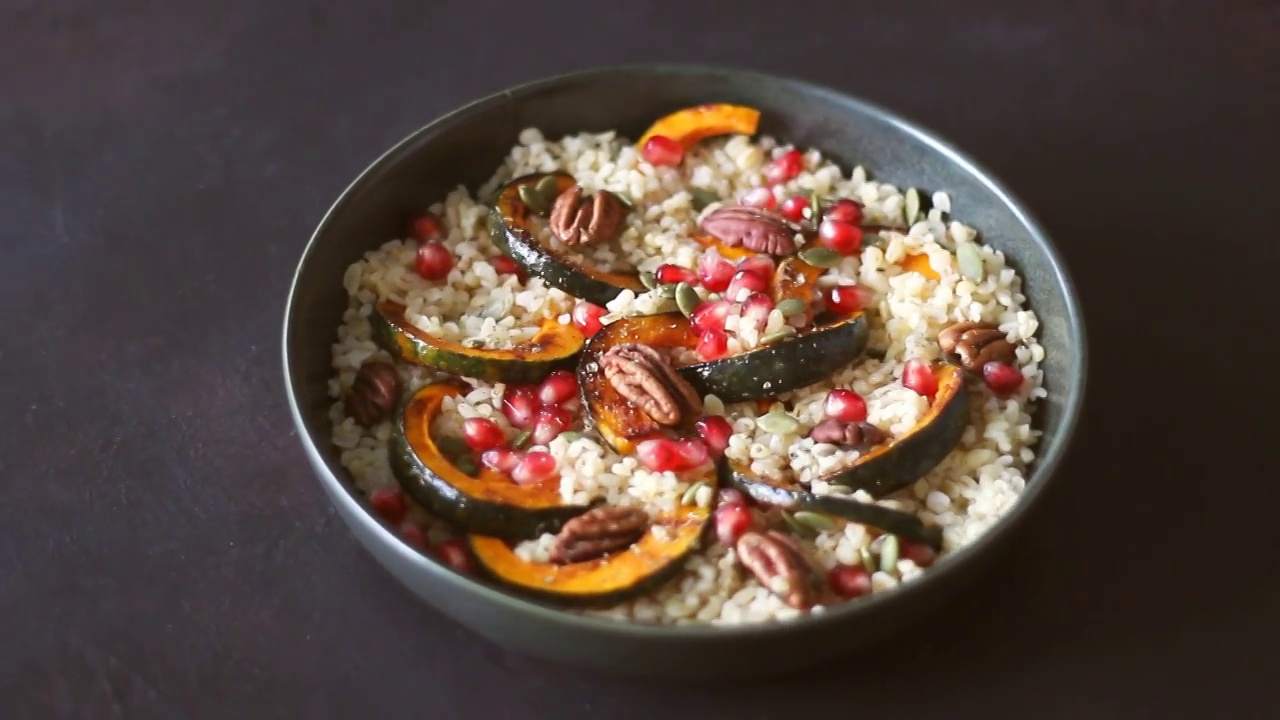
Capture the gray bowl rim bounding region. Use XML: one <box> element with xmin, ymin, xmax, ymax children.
<box><xmin>282</xmin><ymin>62</ymin><xmax>1088</xmax><ymax>641</ymax></box>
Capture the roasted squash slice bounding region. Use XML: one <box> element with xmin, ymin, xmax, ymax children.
<box><xmin>371</xmin><ymin>299</ymin><xmax>585</xmax><ymax>384</ymax></box>
<box><xmin>467</xmin><ymin>479</ymin><xmax>714</xmax><ymax>607</ymax></box>
<box><xmin>388</xmin><ymin>383</ymin><xmax>593</xmax><ymax>540</ymax></box>
<box><xmin>488</xmin><ymin>172</ymin><xmax>646</xmax><ymax>307</ymax></box>
<box><xmin>901</xmin><ymin>253</ymin><xmax>941</xmax><ymax>280</ymax></box>
<box><xmin>635</xmin><ymin>103</ymin><xmax>762</xmax><ymax>150</ymax></box>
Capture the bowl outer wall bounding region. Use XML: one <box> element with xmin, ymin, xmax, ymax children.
<box><xmin>282</xmin><ymin>64</ymin><xmax>1087</xmax><ymax>679</ymax></box>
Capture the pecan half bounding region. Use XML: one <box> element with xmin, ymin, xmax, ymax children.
<box><xmin>550</xmin><ymin>506</ymin><xmax>649</xmax><ymax>564</ymax></box>
<box><xmin>939</xmin><ymin>321</ymin><xmax>1017</xmax><ymax>372</ymax></box>
<box><xmin>549</xmin><ymin>185</ymin><xmax>628</xmax><ymax>246</ymax></box>
<box><xmin>600</xmin><ymin>343</ymin><xmax>702</xmax><ymax>426</ymax></box>
<box><xmin>699</xmin><ymin>205</ymin><xmax>798</xmax><ymax>255</ymax></box>
<box><xmin>346</xmin><ymin>361</ymin><xmax>400</xmax><ymax>426</ymax></box>
<box><xmin>808</xmin><ymin>419</ymin><xmax>886</xmax><ymax>448</ymax></box>
<box><xmin>736</xmin><ymin>530</ymin><xmax>816</xmax><ymax>609</ymax></box>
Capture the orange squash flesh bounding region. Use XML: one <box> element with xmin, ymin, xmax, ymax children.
<box><xmin>901</xmin><ymin>253</ymin><xmax>941</xmax><ymax>280</ymax></box>
<box><xmin>771</xmin><ymin>257</ymin><xmax>825</xmax><ymax>326</ymax></box>
<box><xmin>635</xmin><ymin>103</ymin><xmax>762</xmax><ymax>150</ymax></box>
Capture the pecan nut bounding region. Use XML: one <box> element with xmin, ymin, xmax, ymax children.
<box><xmin>808</xmin><ymin>419</ymin><xmax>886</xmax><ymax>448</ymax></box>
<box><xmin>549</xmin><ymin>185</ymin><xmax>628</xmax><ymax>246</ymax></box>
<box><xmin>345</xmin><ymin>360</ymin><xmax>400</xmax><ymax>426</ymax></box>
<box><xmin>735</xmin><ymin>530</ymin><xmax>816</xmax><ymax>609</ymax></box>
<box><xmin>550</xmin><ymin>506</ymin><xmax>649</xmax><ymax>564</ymax></box>
<box><xmin>698</xmin><ymin>205</ymin><xmax>798</xmax><ymax>255</ymax></box>
<box><xmin>939</xmin><ymin>321</ymin><xmax>1017</xmax><ymax>372</ymax></box>
<box><xmin>600</xmin><ymin>343</ymin><xmax>702</xmax><ymax>426</ymax></box>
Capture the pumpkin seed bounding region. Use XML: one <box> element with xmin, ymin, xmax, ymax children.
<box><xmin>655</xmin><ymin>281</ymin><xmax>679</xmax><ymax>298</ymax></box>
<box><xmin>793</xmin><ymin>511</ymin><xmax>837</xmax><ymax>533</ymax></box>
<box><xmin>512</xmin><ymin>430</ymin><xmax>532</xmax><ymax>449</ymax></box>
<box><xmin>859</xmin><ymin>546</ymin><xmax>877</xmax><ymax>573</ymax></box>
<box><xmin>879</xmin><ymin>533</ymin><xmax>900</xmax><ymax>573</ymax></box>
<box><xmin>775</xmin><ymin>298</ymin><xmax>807</xmax><ymax>317</ymax></box>
<box><xmin>437</xmin><ymin>436</ymin><xmax>470</xmax><ymax>459</ymax></box>
<box><xmin>558</xmin><ymin>430</ymin><xmax>584</xmax><ymax>444</ymax></box>
<box><xmin>675</xmin><ymin>282</ymin><xmax>700</xmax><ymax>318</ymax></box>
<box><xmin>639</xmin><ymin>271</ymin><xmax>657</xmax><ymax>290</ymax></box>
<box><xmin>454</xmin><ymin>454</ymin><xmax>479</xmax><ymax>477</ymax></box>
<box><xmin>760</xmin><ymin>326</ymin><xmax>797</xmax><ymax>345</ymax></box>
<box><xmin>808</xmin><ymin>190</ymin><xmax>822</xmax><ymax>225</ymax></box>
<box><xmin>904</xmin><ymin>188</ymin><xmax>923</xmax><ymax>225</ymax></box>
<box><xmin>781</xmin><ymin>511</ymin><xmax>815</xmax><ymax>538</ymax></box>
<box><xmin>518</xmin><ymin>185</ymin><xmax>548</xmax><ymax>214</ymax></box>
<box><xmin>681</xmin><ymin>481</ymin><xmax>707</xmax><ymax>506</ymax></box>
<box><xmin>957</xmin><ymin>241</ymin><xmax>985</xmax><ymax>283</ymax></box>
<box><xmin>534</xmin><ymin>175</ymin><xmax>561</xmax><ymax>203</ymax></box>
<box><xmin>798</xmin><ymin>246</ymin><xmax>842</xmax><ymax>268</ymax></box>
<box><xmin>690</xmin><ymin>187</ymin><xmax>720</xmax><ymax>211</ymax></box>
<box><xmin>756</xmin><ymin>408</ymin><xmax>801</xmax><ymax>435</ymax></box>
<box><xmin>610</xmin><ymin>190</ymin><xmax>635</xmax><ymax>210</ymax></box>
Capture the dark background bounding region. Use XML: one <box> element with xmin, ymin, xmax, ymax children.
<box><xmin>3</xmin><ymin>0</ymin><xmax>1275</xmax><ymax>717</ymax></box>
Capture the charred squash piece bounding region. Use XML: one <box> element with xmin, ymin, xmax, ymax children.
<box><xmin>635</xmin><ymin>103</ymin><xmax>762</xmax><ymax>150</ymax></box>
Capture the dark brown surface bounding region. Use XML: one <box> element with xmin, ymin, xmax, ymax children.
<box><xmin>2</xmin><ymin>0</ymin><xmax>1275</xmax><ymax>717</ymax></box>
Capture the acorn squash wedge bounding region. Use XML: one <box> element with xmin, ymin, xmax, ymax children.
<box><xmin>635</xmin><ymin>103</ymin><xmax>762</xmax><ymax>150</ymax></box>
<box><xmin>467</xmin><ymin>480</ymin><xmax>714</xmax><ymax>607</ymax></box>
<box><xmin>371</xmin><ymin>299</ymin><xmax>585</xmax><ymax>384</ymax></box>
<box><xmin>488</xmin><ymin>172</ymin><xmax>646</xmax><ymax>307</ymax></box>
<box><xmin>389</xmin><ymin>383</ymin><xmax>593</xmax><ymax>540</ymax></box>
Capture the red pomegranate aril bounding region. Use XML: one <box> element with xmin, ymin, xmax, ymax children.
<box><xmin>435</xmin><ymin>538</ymin><xmax>476</xmax><ymax>575</ymax></box>
<box><xmin>511</xmin><ymin>451</ymin><xmax>557</xmax><ymax>485</ymax></box>
<box><xmin>725</xmin><ymin>270</ymin><xmax>769</xmax><ymax>302</ymax></box>
<box><xmin>642</xmin><ymin>135</ymin><xmax>684</xmax><ymax>167</ymax></box>
<box><xmin>900</xmin><ymin>540</ymin><xmax>937</xmax><ymax>568</ymax></box>
<box><xmin>982</xmin><ymin>361</ymin><xmax>1024</xmax><ymax>398</ymax></box>
<box><xmin>415</xmin><ymin>240</ymin><xmax>455</xmax><ymax>281</ymax></box>
<box><xmin>737</xmin><ymin>254</ymin><xmax>776</xmax><ymax>279</ymax></box>
<box><xmin>369</xmin><ymin>487</ymin><xmax>407</xmax><ymax>524</ymax></box>
<box><xmin>697</xmin><ymin>252</ymin><xmax>736</xmax><ymax>292</ymax></box>
<box><xmin>780</xmin><ymin>195</ymin><xmax>811</xmax><ymax>223</ymax></box>
<box><xmin>742</xmin><ymin>292</ymin><xmax>775</xmax><ymax>332</ymax></box>
<box><xmin>501</xmin><ymin>385</ymin><xmax>540</xmax><ymax>429</ymax></box>
<box><xmin>818</xmin><ymin>218</ymin><xmax>863</xmax><ymax>255</ymax></box>
<box><xmin>410</xmin><ymin>211</ymin><xmax>444</xmax><ymax>242</ymax></box>
<box><xmin>655</xmin><ymin>263</ymin><xmax>698</xmax><ymax>285</ymax></box>
<box><xmin>695</xmin><ymin>415</ymin><xmax>734</xmax><ymax>457</ymax></box>
<box><xmin>825</xmin><ymin>285</ymin><xmax>864</xmax><ymax>314</ymax></box>
<box><xmin>462</xmin><ymin>417</ymin><xmax>506</xmax><ymax>452</ymax></box>
<box><xmin>481</xmin><ymin>447</ymin><xmax>520</xmax><ymax>474</ymax></box>
<box><xmin>537</xmin><ymin>370</ymin><xmax>578</xmax><ymax>407</ymax></box>
<box><xmin>903</xmin><ymin>358</ymin><xmax>938</xmax><ymax>398</ymax></box>
<box><xmin>691</xmin><ymin>299</ymin><xmax>734</xmax><ymax>333</ymax></box>
<box><xmin>572</xmin><ymin>301</ymin><xmax>607</xmax><ymax>338</ymax></box>
<box><xmin>675</xmin><ymin>438</ymin><xmax>710</xmax><ymax>469</ymax></box>
<box><xmin>490</xmin><ymin>255</ymin><xmax>523</xmax><ymax>279</ymax></box>
<box><xmin>827</xmin><ymin>564</ymin><xmax>872</xmax><ymax>599</ymax></box>
<box><xmin>531</xmin><ymin>406</ymin><xmax>572</xmax><ymax>446</ymax></box>
<box><xmin>741</xmin><ymin>186</ymin><xmax>777</xmax><ymax>210</ymax></box>
<box><xmin>635</xmin><ymin>438</ymin><xmax>681</xmax><ymax>473</ymax></box>
<box><xmin>716</xmin><ymin>487</ymin><xmax>747</xmax><ymax>508</ymax></box>
<box><xmin>764</xmin><ymin>149</ymin><xmax>805</xmax><ymax>184</ymax></box>
<box><xmin>824</xmin><ymin>388</ymin><xmax>868</xmax><ymax>423</ymax></box>
<box><xmin>398</xmin><ymin>521</ymin><xmax>428</xmax><ymax>552</ymax></box>
<box><xmin>696</xmin><ymin>328</ymin><xmax>729</xmax><ymax>360</ymax></box>
<box><xmin>714</xmin><ymin>503</ymin><xmax>754</xmax><ymax>546</ymax></box>
<box><xmin>825</xmin><ymin>199</ymin><xmax>864</xmax><ymax>225</ymax></box>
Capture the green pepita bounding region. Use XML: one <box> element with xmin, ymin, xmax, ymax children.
<box><xmin>675</xmin><ymin>282</ymin><xmax>700</xmax><ymax>318</ymax></box>
<box><xmin>879</xmin><ymin>533</ymin><xmax>900</xmax><ymax>573</ymax></box>
<box><xmin>639</xmin><ymin>271</ymin><xmax>657</xmax><ymax>290</ymax></box>
<box><xmin>756</xmin><ymin>408</ymin><xmax>801</xmax><ymax>435</ymax></box>
<box><xmin>518</xmin><ymin>185</ymin><xmax>548</xmax><ymax>215</ymax></box>
<box><xmin>859</xmin><ymin>546</ymin><xmax>877</xmax><ymax>573</ymax></box>
<box><xmin>690</xmin><ymin>187</ymin><xmax>720</xmax><ymax>211</ymax></box>
<box><xmin>760</xmin><ymin>326</ymin><xmax>797</xmax><ymax>345</ymax></box>
<box><xmin>904</xmin><ymin>188</ymin><xmax>923</xmax><ymax>225</ymax></box>
<box><xmin>793</xmin><ymin>511</ymin><xmax>837</xmax><ymax>533</ymax></box>
<box><xmin>775</xmin><ymin>298</ymin><xmax>807</xmax><ymax>317</ymax></box>
<box><xmin>808</xmin><ymin>190</ymin><xmax>822</xmax><ymax>225</ymax></box>
<box><xmin>956</xmin><ymin>241</ymin><xmax>985</xmax><ymax>283</ymax></box>
<box><xmin>781</xmin><ymin>511</ymin><xmax>814</xmax><ymax>538</ymax></box>
<box><xmin>558</xmin><ymin>430</ymin><xmax>584</xmax><ymax>444</ymax></box>
<box><xmin>798</xmin><ymin>246</ymin><xmax>842</xmax><ymax>268</ymax></box>
<box><xmin>437</xmin><ymin>436</ymin><xmax>471</xmax><ymax>459</ymax></box>
<box><xmin>610</xmin><ymin>190</ymin><xmax>635</xmax><ymax>210</ymax></box>
<box><xmin>512</xmin><ymin>430</ymin><xmax>532</xmax><ymax>449</ymax></box>
<box><xmin>535</xmin><ymin>175</ymin><xmax>561</xmax><ymax>204</ymax></box>
<box><xmin>454</xmin><ymin>454</ymin><xmax>479</xmax><ymax>477</ymax></box>
<box><xmin>681</xmin><ymin>481</ymin><xmax>707</xmax><ymax>507</ymax></box>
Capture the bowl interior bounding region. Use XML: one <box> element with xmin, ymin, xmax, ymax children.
<box><xmin>283</xmin><ymin>65</ymin><xmax>1084</xmax><ymax>645</ymax></box>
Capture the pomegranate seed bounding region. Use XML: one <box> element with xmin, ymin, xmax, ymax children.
<box><xmin>399</xmin><ymin>521</ymin><xmax>428</xmax><ymax>552</ymax></box>
<box><xmin>410</xmin><ymin>211</ymin><xmax>443</xmax><ymax>242</ymax></box>
<box><xmin>825</xmin><ymin>285</ymin><xmax>864</xmax><ymax>314</ymax></box>
<box><xmin>780</xmin><ymin>195</ymin><xmax>811</xmax><ymax>223</ymax></box>
<box><xmin>642</xmin><ymin>135</ymin><xmax>684</xmax><ymax>167</ymax></box>
<box><xmin>415</xmin><ymin>240</ymin><xmax>455</xmax><ymax>281</ymax></box>
<box><xmin>481</xmin><ymin>447</ymin><xmax>520</xmax><ymax>474</ymax></box>
<box><xmin>435</xmin><ymin>538</ymin><xmax>475</xmax><ymax>575</ymax></box>
<box><xmin>531</xmin><ymin>405</ymin><xmax>572</xmax><ymax>445</ymax></box>
<box><xmin>501</xmin><ymin>385</ymin><xmax>540</xmax><ymax>429</ymax></box>
<box><xmin>691</xmin><ymin>299</ymin><xmax>734</xmax><ymax>333</ymax></box>
<box><xmin>675</xmin><ymin>438</ymin><xmax>710</xmax><ymax>469</ymax></box>
<box><xmin>511</xmin><ymin>451</ymin><xmax>557</xmax><ymax>485</ymax></box>
<box><xmin>694</xmin><ymin>416</ymin><xmax>734</xmax><ymax>457</ymax></box>
<box><xmin>900</xmin><ymin>540</ymin><xmax>937</xmax><ymax>568</ymax></box>
<box><xmin>982</xmin><ymin>361</ymin><xmax>1024</xmax><ymax>398</ymax></box>
<box><xmin>537</xmin><ymin>370</ymin><xmax>578</xmax><ymax>407</ymax></box>
<box><xmin>655</xmin><ymin>263</ymin><xmax>698</xmax><ymax>285</ymax></box>
<box><xmin>725</xmin><ymin>270</ymin><xmax>769</xmax><ymax>302</ymax></box>
<box><xmin>825</xmin><ymin>199</ymin><xmax>864</xmax><ymax>225</ymax></box>
<box><xmin>696</xmin><ymin>328</ymin><xmax>729</xmax><ymax>360</ymax></box>
<box><xmin>635</xmin><ymin>438</ymin><xmax>682</xmax><ymax>473</ymax></box>
<box><xmin>697</xmin><ymin>251</ymin><xmax>736</xmax><ymax>292</ymax></box>
<box><xmin>827</xmin><ymin>564</ymin><xmax>872</xmax><ymax>599</ymax></box>
<box><xmin>462</xmin><ymin>417</ymin><xmax>506</xmax><ymax>452</ymax></box>
<box><xmin>741</xmin><ymin>292</ymin><xmax>775</xmax><ymax>332</ymax></box>
<box><xmin>824</xmin><ymin>389</ymin><xmax>868</xmax><ymax>423</ymax></box>
<box><xmin>741</xmin><ymin>186</ymin><xmax>777</xmax><ymax>210</ymax></box>
<box><xmin>818</xmin><ymin>219</ymin><xmax>863</xmax><ymax>255</ymax></box>
<box><xmin>716</xmin><ymin>487</ymin><xmax>747</xmax><ymax>508</ymax></box>
<box><xmin>714</xmin><ymin>503</ymin><xmax>754</xmax><ymax>546</ymax></box>
<box><xmin>490</xmin><ymin>255</ymin><xmax>524</xmax><ymax>280</ymax></box>
<box><xmin>903</xmin><ymin>359</ymin><xmax>938</xmax><ymax>398</ymax></box>
<box><xmin>764</xmin><ymin>149</ymin><xmax>805</xmax><ymax>184</ymax></box>
<box><xmin>737</xmin><ymin>254</ymin><xmax>776</xmax><ymax>279</ymax></box>
<box><xmin>369</xmin><ymin>487</ymin><xmax>407</xmax><ymax>524</ymax></box>
<box><xmin>572</xmin><ymin>301</ymin><xmax>607</xmax><ymax>338</ymax></box>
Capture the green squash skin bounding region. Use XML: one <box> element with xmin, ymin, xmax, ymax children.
<box><xmin>370</xmin><ymin>302</ymin><xmax>581</xmax><ymax>385</ymax></box>
<box><xmin>718</xmin><ymin>461</ymin><xmax>943</xmax><ymax>550</ymax></box>
<box><xmin>678</xmin><ymin>313</ymin><xmax>869</xmax><ymax>403</ymax></box>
